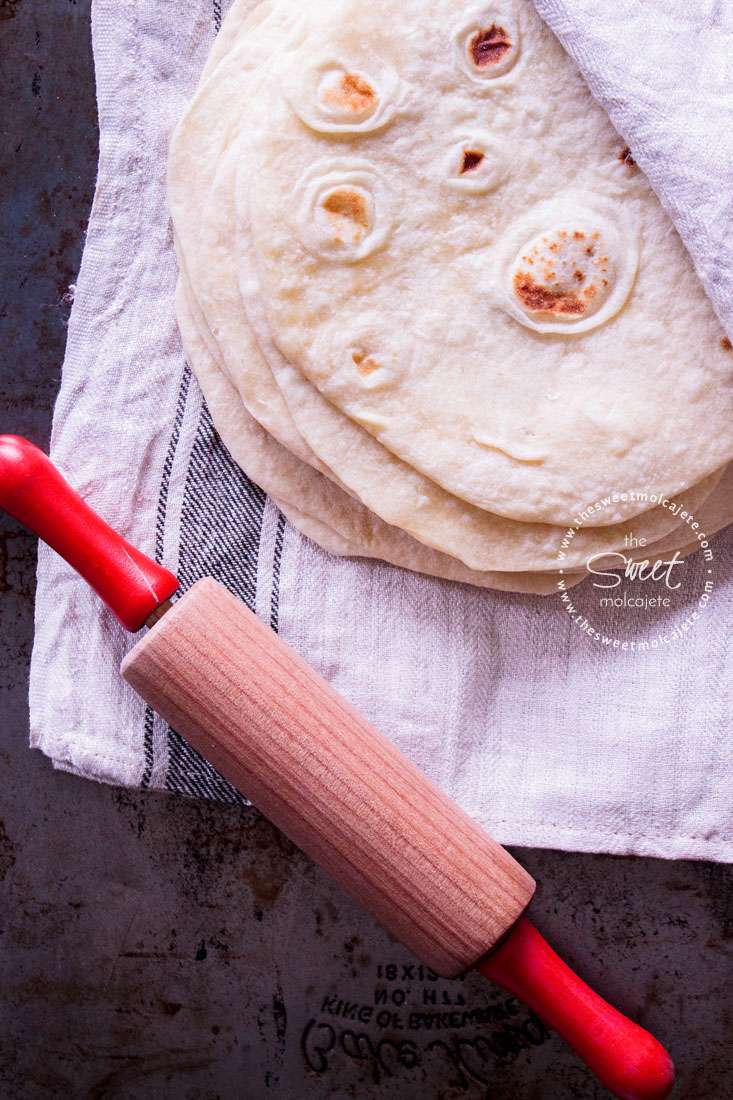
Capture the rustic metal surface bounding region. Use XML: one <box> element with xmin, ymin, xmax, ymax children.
<box><xmin>1</xmin><ymin>2</ymin><xmax>731</xmax><ymax>1097</ymax></box>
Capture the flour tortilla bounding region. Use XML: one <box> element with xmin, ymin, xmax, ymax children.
<box><xmin>168</xmin><ymin>0</ymin><xmax>732</xmax><ymax>588</ymax></box>
<box><xmin>170</xmin><ymin>32</ymin><xmax>725</xmax><ymax>574</ymax></box>
<box><xmin>177</xmin><ymin>275</ymin><xmax>729</xmax><ymax>590</ymax></box>
<box><xmin>242</xmin><ymin>0</ymin><xmax>733</xmax><ymax>525</ymax></box>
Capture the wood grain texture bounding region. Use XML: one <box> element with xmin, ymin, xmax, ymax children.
<box><xmin>121</xmin><ymin>578</ymin><xmax>535</xmax><ymax>977</ymax></box>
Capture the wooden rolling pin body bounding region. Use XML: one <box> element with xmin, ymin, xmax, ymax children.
<box><xmin>122</xmin><ymin>577</ymin><xmax>534</xmax><ymax>977</ymax></box>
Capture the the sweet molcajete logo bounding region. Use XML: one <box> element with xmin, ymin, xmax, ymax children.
<box><xmin>556</xmin><ymin>489</ymin><xmax>716</xmax><ymax>648</ymax></box>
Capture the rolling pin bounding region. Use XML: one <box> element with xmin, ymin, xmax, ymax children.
<box><xmin>0</xmin><ymin>435</ymin><xmax>674</xmax><ymax>1100</ymax></box>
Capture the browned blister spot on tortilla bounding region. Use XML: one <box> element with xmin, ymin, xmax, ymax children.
<box><xmin>721</xmin><ymin>337</ymin><xmax>733</xmax><ymax>351</ymax></box>
<box><xmin>470</xmin><ymin>24</ymin><xmax>511</xmax><ymax>68</ymax></box>
<box><xmin>321</xmin><ymin>72</ymin><xmax>378</xmax><ymax>113</ymax></box>
<box><xmin>322</xmin><ymin>189</ymin><xmax>369</xmax><ymax>242</ymax></box>
<box><xmin>619</xmin><ymin>146</ymin><xmax>637</xmax><ymax>167</ymax></box>
<box><xmin>513</xmin><ymin>271</ymin><xmax>587</xmax><ymax>316</ymax></box>
<box><xmin>460</xmin><ymin>150</ymin><xmax>485</xmax><ymax>174</ymax></box>
<box><xmin>352</xmin><ymin>351</ymin><xmax>381</xmax><ymax>376</ymax></box>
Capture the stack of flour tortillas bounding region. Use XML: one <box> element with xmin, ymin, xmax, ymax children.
<box><xmin>168</xmin><ymin>0</ymin><xmax>733</xmax><ymax>595</ymax></box>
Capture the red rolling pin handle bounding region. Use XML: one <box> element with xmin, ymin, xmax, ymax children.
<box><xmin>481</xmin><ymin>919</ymin><xmax>674</xmax><ymax>1100</ymax></box>
<box><xmin>0</xmin><ymin>436</ymin><xmax>674</xmax><ymax>1099</ymax></box>
<box><xmin>0</xmin><ymin>435</ymin><xmax>178</xmax><ymax>631</ymax></box>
